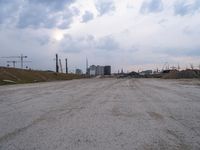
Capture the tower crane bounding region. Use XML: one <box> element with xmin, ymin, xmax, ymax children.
<box><xmin>1</xmin><ymin>54</ymin><xmax>30</xmax><ymax>69</ymax></box>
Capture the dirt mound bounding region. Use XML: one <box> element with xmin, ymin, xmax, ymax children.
<box><xmin>162</xmin><ymin>69</ymin><xmax>200</xmax><ymax>79</ymax></box>
<box><xmin>162</xmin><ymin>70</ymin><xmax>179</xmax><ymax>79</ymax></box>
<box><xmin>0</xmin><ymin>67</ymin><xmax>82</xmax><ymax>85</ymax></box>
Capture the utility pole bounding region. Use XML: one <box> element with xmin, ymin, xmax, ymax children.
<box><xmin>59</xmin><ymin>59</ymin><xmax>63</xmax><ymax>73</ymax></box>
<box><xmin>65</xmin><ymin>58</ymin><xmax>68</xmax><ymax>74</ymax></box>
<box><xmin>56</xmin><ymin>54</ymin><xmax>59</xmax><ymax>73</ymax></box>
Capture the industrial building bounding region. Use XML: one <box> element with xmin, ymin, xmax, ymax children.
<box><xmin>104</xmin><ymin>66</ymin><xmax>111</xmax><ymax>75</ymax></box>
<box><xmin>75</xmin><ymin>69</ymin><xmax>82</xmax><ymax>75</ymax></box>
<box><xmin>87</xmin><ymin>65</ymin><xmax>111</xmax><ymax>76</ymax></box>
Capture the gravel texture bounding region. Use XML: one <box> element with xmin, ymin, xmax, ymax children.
<box><xmin>0</xmin><ymin>78</ymin><xmax>200</xmax><ymax>150</ymax></box>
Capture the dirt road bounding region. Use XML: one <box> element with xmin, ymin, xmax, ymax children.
<box><xmin>0</xmin><ymin>78</ymin><xmax>200</xmax><ymax>150</ymax></box>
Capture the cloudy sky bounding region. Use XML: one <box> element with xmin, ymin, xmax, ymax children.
<box><xmin>0</xmin><ymin>0</ymin><xmax>200</xmax><ymax>73</ymax></box>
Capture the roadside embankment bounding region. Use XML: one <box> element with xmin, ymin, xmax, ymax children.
<box><xmin>0</xmin><ymin>67</ymin><xmax>83</xmax><ymax>85</ymax></box>
<box><xmin>162</xmin><ymin>69</ymin><xmax>200</xmax><ymax>79</ymax></box>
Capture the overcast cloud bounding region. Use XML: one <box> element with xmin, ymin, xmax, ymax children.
<box><xmin>0</xmin><ymin>0</ymin><xmax>200</xmax><ymax>72</ymax></box>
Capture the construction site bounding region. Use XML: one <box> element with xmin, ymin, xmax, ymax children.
<box><xmin>0</xmin><ymin>53</ymin><xmax>200</xmax><ymax>150</ymax></box>
<box><xmin>0</xmin><ymin>0</ymin><xmax>200</xmax><ymax>149</ymax></box>
<box><xmin>1</xmin><ymin>53</ymin><xmax>200</xmax><ymax>85</ymax></box>
<box><xmin>0</xmin><ymin>77</ymin><xmax>200</xmax><ymax>150</ymax></box>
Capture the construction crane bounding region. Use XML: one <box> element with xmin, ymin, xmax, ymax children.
<box><xmin>6</xmin><ymin>60</ymin><xmax>32</xmax><ymax>68</ymax></box>
<box><xmin>59</xmin><ymin>59</ymin><xmax>63</xmax><ymax>73</ymax></box>
<box><xmin>6</xmin><ymin>60</ymin><xmax>19</xmax><ymax>68</ymax></box>
<box><xmin>1</xmin><ymin>54</ymin><xmax>29</xmax><ymax>69</ymax></box>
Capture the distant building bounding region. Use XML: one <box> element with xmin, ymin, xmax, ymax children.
<box><xmin>75</xmin><ymin>69</ymin><xmax>82</xmax><ymax>75</ymax></box>
<box><xmin>104</xmin><ymin>66</ymin><xmax>111</xmax><ymax>75</ymax></box>
<box><xmin>88</xmin><ymin>65</ymin><xmax>111</xmax><ymax>76</ymax></box>
<box><xmin>96</xmin><ymin>65</ymin><xmax>104</xmax><ymax>76</ymax></box>
<box><xmin>139</xmin><ymin>70</ymin><xmax>152</xmax><ymax>76</ymax></box>
<box><xmin>89</xmin><ymin>65</ymin><xmax>96</xmax><ymax>76</ymax></box>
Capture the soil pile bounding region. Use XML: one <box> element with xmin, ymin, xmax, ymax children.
<box><xmin>0</xmin><ymin>67</ymin><xmax>82</xmax><ymax>85</ymax></box>
<box><xmin>162</xmin><ymin>69</ymin><xmax>200</xmax><ymax>79</ymax></box>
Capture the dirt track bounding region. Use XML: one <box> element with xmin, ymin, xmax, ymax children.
<box><xmin>0</xmin><ymin>78</ymin><xmax>200</xmax><ymax>150</ymax></box>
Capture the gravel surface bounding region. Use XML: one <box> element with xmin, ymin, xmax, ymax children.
<box><xmin>0</xmin><ymin>78</ymin><xmax>200</xmax><ymax>150</ymax></box>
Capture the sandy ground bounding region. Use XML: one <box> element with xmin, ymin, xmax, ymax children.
<box><xmin>0</xmin><ymin>78</ymin><xmax>200</xmax><ymax>150</ymax></box>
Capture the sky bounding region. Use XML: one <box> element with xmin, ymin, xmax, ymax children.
<box><xmin>0</xmin><ymin>0</ymin><xmax>200</xmax><ymax>73</ymax></box>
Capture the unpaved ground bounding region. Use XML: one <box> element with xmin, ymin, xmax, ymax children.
<box><xmin>0</xmin><ymin>78</ymin><xmax>200</xmax><ymax>150</ymax></box>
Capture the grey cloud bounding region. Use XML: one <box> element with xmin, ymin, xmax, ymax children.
<box><xmin>158</xmin><ymin>19</ymin><xmax>167</xmax><ymax>24</ymax></box>
<box><xmin>140</xmin><ymin>0</ymin><xmax>163</xmax><ymax>14</ymax></box>
<box><xmin>154</xmin><ymin>46</ymin><xmax>200</xmax><ymax>57</ymax></box>
<box><xmin>58</xmin><ymin>19</ymin><xmax>73</xmax><ymax>29</ymax></box>
<box><xmin>0</xmin><ymin>0</ymin><xmax>21</xmax><ymax>24</ymax></box>
<box><xmin>60</xmin><ymin>34</ymin><xmax>119</xmax><ymax>53</ymax></box>
<box><xmin>17</xmin><ymin>4</ymin><xmax>56</xmax><ymax>28</ymax></box>
<box><xmin>29</xmin><ymin>0</ymin><xmax>75</xmax><ymax>11</ymax></box>
<box><xmin>96</xmin><ymin>36</ymin><xmax>119</xmax><ymax>50</ymax></box>
<box><xmin>95</xmin><ymin>1</ymin><xmax>115</xmax><ymax>16</ymax></box>
<box><xmin>70</xmin><ymin>7</ymin><xmax>80</xmax><ymax>16</ymax></box>
<box><xmin>126</xmin><ymin>46</ymin><xmax>140</xmax><ymax>53</ymax></box>
<box><xmin>17</xmin><ymin>0</ymin><xmax>76</xmax><ymax>29</ymax></box>
<box><xmin>184</xmin><ymin>49</ymin><xmax>200</xmax><ymax>56</ymax></box>
<box><xmin>174</xmin><ymin>0</ymin><xmax>200</xmax><ymax>16</ymax></box>
<box><xmin>183</xmin><ymin>26</ymin><xmax>200</xmax><ymax>35</ymax></box>
<box><xmin>82</xmin><ymin>11</ymin><xmax>94</xmax><ymax>23</ymax></box>
<box><xmin>36</xmin><ymin>36</ymin><xmax>50</xmax><ymax>46</ymax></box>
<box><xmin>0</xmin><ymin>0</ymin><xmax>76</xmax><ymax>29</ymax></box>
<box><xmin>60</xmin><ymin>34</ymin><xmax>95</xmax><ymax>53</ymax></box>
